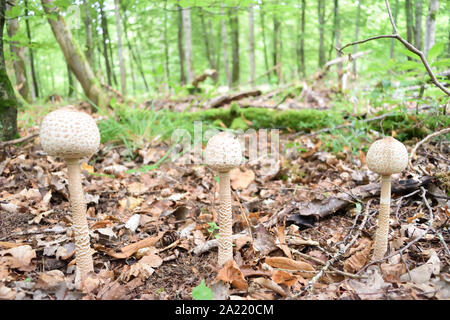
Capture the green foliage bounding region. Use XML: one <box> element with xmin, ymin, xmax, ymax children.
<box><xmin>192</xmin><ymin>280</ymin><xmax>213</xmax><ymax>300</ymax></box>
<box><xmin>207</xmin><ymin>222</ymin><xmax>220</xmax><ymax>239</ymax></box>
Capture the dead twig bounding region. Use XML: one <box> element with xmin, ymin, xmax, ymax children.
<box><xmin>0</xmin><ymin>133</ymin><xmax>38</xmax><ymax>148</ymax></box>
<box><xmin>338</xmin><ymin>0</ymin><xmax>449</xmax><ymax>96</ymax></box>
<box><xmin>409</xmin><ymin>127</ymin><xmax>450</xmax><ymax>171</ymax></box>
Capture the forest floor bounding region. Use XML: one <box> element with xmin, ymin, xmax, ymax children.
<box><xmin>0</xmin><ymin>87</ymin><xmax>449</xmax><ymax>300</ymax></box>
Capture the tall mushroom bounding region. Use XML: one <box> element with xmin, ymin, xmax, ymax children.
<box><xmin>366</xmin><ymin>136</ymin><xmax>408</xmax><ymax>260</ymax></box>
<box><xmin>40</xmin><ymin>107</ymin><xmax>100</xmax><ymax>284</ymax></box>
<box><xmin>204</xmin><ymin>132</ymin><xmax>242</xmax><ymax>266</ymax></box>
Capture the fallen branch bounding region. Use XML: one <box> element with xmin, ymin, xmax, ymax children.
<box><xmin>409</xmin><ymin>127</ymin><xmax>450</xmax><ymax>170</ymax></box>
<box><xmin>206</xmin><ymin>89</ymin><xmax>262</xmax><ymax>109</ymax></box>
<box><xmin>338</xmin><ymin>0</ymin><xmax>449</xmax><ymax>96</ymax></box>
<box><xmin>323</xmin><ymin>50</ymin><xmax>371</xmax><ymax>71</ymax></box>
<box><xmin>283</xmin><ymin>176</ymin><xmax>434</xmax><ymax>224</ymax></box>
<box><xmin>192</xmin><ymin>69</ymin><xmax>218</xmax><ymax>88</ymax></box>
<box><xmin>0</xmin><ymin>133</ymin><xmax>38</xmax><ymax>148</ymax></box>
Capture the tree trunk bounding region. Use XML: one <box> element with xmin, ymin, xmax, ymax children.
<box><xmin>177</xmin><ymin>4</ymin><xmax>186</xmax><ymax>85</ymax></box>
<box><xmin>405</xmin><ymin>0</ymin><xmax>414</xmax><ymax>48</ymax></box>
<box><xmin>221</xmin><ymin>6</ymin><xmax>231</xmax><ymax>87</ymax></box>
<box><xmin>229</xmin><ymin>8</ymin><xmax>240</xmax><ymax>86</ymax></box>
<box><xmin>83</xmin><ymin>0</ymin><xmax>94</xmax><ymax>70</ymax></box>
<box><xmin>41</xmin><ymin>0</ymin><xmax>107</xmax><ymax>109</ymax></box>
<box><xmin>260</xmin><ymin>1</ymin><xmax>271</xmax><ymax>82</ymax></box>
<box><xmin>424</xmin><ymin>0</ymin><xmax>439</xmax><ymax>58</ymax></box>
<box><xmin>99</xmin><ymin>0</ymin><xmax>112</xmax><ymax>86</ymax></box>
<box><xmin>24</xmin><ymin>0</ymin><xmax>38</xmax><ymax>99</ymax></box>
<box><xmin>199</xmin><ymin>8</ymin><xmax>215</xmax><ymax>71</ymax></box>
<box><xmin>334</xmin><ymin>0</ymin><xmax>342</xmax><ymax>90</ymax></box>
<box><xmin>390</xmin><ymin>0</ymin><xmax>399</xmax><ymax>59</ymax></box>
<box><xmin>6</xmin><ymin>0</ymin><xmax>30</xmax><ymax>102</ymax></box>
<box><xmin>114</xmin><ymin>0</ymin><xmax>126</xmax><ymax>96</ymax></box>
<box><xmin>182</xmin><ymin>7</ymin><xmax>194</xmax><ymax>83</ymax></box>
<box><xmin>249</xmin><ymin>4</ymin><xmax>255</xmax><ymax>86</ymax></box>
<box><xmin>353</xmin><ymin>0</ymin><xmax>361</xmax><ymax>75</ymax></box>
<box><xmin>122</xmin><ymin>6</ymin><xmax>149</xmax><ymax>91</ymax></box>
<box><xmin>163</xmin><ymin>0</ymin><xmax>170</xmax><ymax>88</ymax></box>
<box><xmin>296</xmin><ymin>0</ymin><xmax>306</xmax><ymax>77</ymax></box>
<box><xmin>318</xmin><ymin>0</ymin><xmax>326</xmax><ymax>67</ymax></box>
<box><xmin>414</xmin><ymin>0</ymin><xmax>423</xmax><ymax>51</ymax></box>
<box><xmin>272</xmin><ymin>13</ymin><xmax>281</xmax><ymax>82</ymax></box>
<box><xmin>67</xmin><ymin>63</ymin><xmax>74</xmax><ymax>97</ymax></box>
<box><xmin>0</xmin><ymin>0</ymin><xmax>18</xmax><ymax>141</ymax></box>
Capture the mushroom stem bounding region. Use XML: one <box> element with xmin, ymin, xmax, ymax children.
<box><xmin>218</xmin><ymin>171</ymin><xmax>233</xmax><ymax>266</ymax></box>
<box><xmin>66</xmin><ymin>159</ymin><xmax>94</xmax><ymax>280</ymax></box>
<box><xmin>372</xmin><ymin>175</ymin><xmax>392</xmax><ymax>260</ymax></box>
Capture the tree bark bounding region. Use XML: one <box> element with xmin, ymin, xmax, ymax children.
<box><xmin>41</xmin><ymin>0</ymin><xmax>107</xmax><ymax>109</ymax></box>
<box><xmin>414</xmin><ymin>0</ymin><xmax>423</xmax><ymax>51</ymax></box>
<box><xmin>353</xmin><ymin>0</ymin><xmax>361</xmax><ymax>75</ymax></box>
<box><xmin>0</xmin><ymin>0</ymin><xmax>18</xmax><ymax>141</ymax></box>
<box><xmin>114</xmin><ymin>0</ymin><xmax>126</xmax><ymax>96</ymax></box>
<box><xmin>260</xmin><ymin>1</ymin><xmax>271</xmax><ymax>82</ymax></box>
<box><xmin>24</xmin><ymin>0</ymin><xmax>38</xmax><ymax>99</ymax></box>
<box><xmin>177</xmin><ymin>4</ymin><xmax>186</xmax><ymax>85</ymax></box>
<box><xmin>334</xmin><ymin>0</ymin><xmax>342</xmax><ymax>90</ymax></box>
<box><xmin>390</xmin><ymin>0</ymin><xmax>399</xmax><ymax>59</ymax></box>
<box><xmin>296</xmin><ymin>0</ymin><xmax>306</xmax><ymax>77</ymax></box>
<box><xmin>229</xmin><ymin>7</ymin><xmax>240</xmax><ymax>86</ymax></box>
<box><xmin>249</xmin><ymin>4</ymin><xmax>255</xmax><ymax>87</ymax></box>
<box><xmin>405</xmin><ymin>0</ymin><xmax>414</xmax><ymax>51</ymax></box>
<box><xmin>272</xmin><ymin>12</ymin><xmax>281</xmax><ymax>82</ymax></box>
<box><xmin>424</xmin><ymin>0</ymin><xmax>439</xmax><ymax>58</ymax></box>
<box><xmin>182</xmin><ymin>6</ymin><xmax>194</xmax><ymax>83</ymax></box>
<box><xmin>318</xmin><ymin>0</ymin><xmax>326</xmax><ymax>67</ymax></box>
<box><xmin>199</xmin><ymin>8</ymin><xmax>215</xmax><ymax>71</ymax></box>
<box><xmin>67</xmin><ymin>63</ymin><xmax>74</xmax><ymax>97</ymax></box>
<box><xmin>6</xmin><ymin>0</ymin><xmax>30</xmax><ymax>102</ymax></box>
<box><xmin>99</xmin><ymin>0</ymin><xmax>112</xmax><ymax>86</ymax></box>
<box><xmin>83</xmin><ymin>0</ymin><xmax>94</xmax><ymax>70</ymax></box>
<box><xmin>221</xmin><ymin>6</ymin><xmax>231</xmax><ymax>87</ymax></box>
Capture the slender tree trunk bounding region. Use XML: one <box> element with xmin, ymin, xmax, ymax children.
<box><xmin>199</xmin><ymin>8</ymin><xmax>215</xmax><ymax>70</ymax></box>
<box><xmin>24</xmin><ymin>0</ymin><xmax>38</xmax><ymax>99</ymax></box>
<box><xmin>318</xmin><ymin>0</ymin><xmax>326</xmax><ymax>67</ymax></box>
<box><xmin>163</xmin><ymin>0</ymin><xmax>170</xmax><ymax>88</ymax></box>
<box><xmin>129</xmin><ymin>55</ymin><xmax>136</xmax><ymax>95</ymax></box>
<box><xmin>390</xmin><ymin>0</ymin><xmax>399</xmax><ymax>59</ymax></box>
<box><xmin>122</xmin><ymin>7</ymin><xmax>149</xmax><ymax>91</ymax></box>
<box><xmin>229</xmin><ymin>7</ymin><xmax>240</xmax><ymax>86</ymax></box>
<box><xmin>177</xmin><ymin>4</ymin><xmax>186</xmax><ymax>85</ymax></box>
<box><xmin>414</xmin><ymin>0</ymin><xmax>423</xmax><ymax>51</ymax></box>
<box><xmin>249</xmin><ymin>4</ymin><xmax>255</xmax><ymax>86</ymax></box>
<box><xmin>221</xmin><ymin>6</ymin><xmax>231</xmax><ymax>87</ymax></box>
<box><xmin>67</xmin><ymin>63</ymin><xmax>74</xmax><ymax>97</ymax></box>
<box><xmin>41</xmin><ymin>0</ymin><xmax>107</xmax><ymax>109</ymax></box>
<box><xmin>405</xmin><ymin>0</ymin><xmax>415</xmax><ymax>51</ymax></box>
<box><xmin>99</xmin><ymin>0</ymin><xmax>112</xmax><ymax>86</ymax></box>
<box><xmin>182</xmin><ymin>7</ymin><xmax>194</xmax><ymax>83</ymax></box>
<box><xmin>296</xmin><ymin>0</ymin><xmax>306</xmax><ymax>77</ymax></box>
<box><xmin>353</xmin><ymin>0</ymin><xmax>361</xmax><ymax>75</ymax></box>
<box><xmin>6</xmin><ymin>0</ymin><xmax>30</xmax><ymax>102</ymax></box>
<box><xmin>272</xmin><ymin>13</ymin><xmax>281</xmax><ymax>82</ymax></box>
<box><xmin>424</xmin><ymin>0</ymin><xmax>439</xmax><ymax>58</ymax></box>
<box><xmin>0</xmin><ymin>0</ymin><xmax>18</xmax><ymax>141</ymax></box>
<box><xmin>260</xmin><ymin>1</ymin><xmax>271</xmax><ymax>82</ymax></box>
<box><xmin>84</xmin><ymin>0</ymin><xmax>94</xmax><ymax>70</ymax></box>
<box><xmin>334</xmin><ymin>0</ymin><xmax>342</xmax><ymax>90</ymax></box>
<box><xmin>114</xmin><ymin>0</ymin><xmax>126</xmax><ymax>96</ymax></box>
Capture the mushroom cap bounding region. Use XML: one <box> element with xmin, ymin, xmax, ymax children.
<box><xmin>40</xmin><ymin>108</ymin><xmax>100</xmax><ymax>159</ymax></box>
<box><xmin>366</xmin><ymin>137</ymin><xmax>408</xmax><ymax>176</ymax></box>
<box><xmin>204</xmin><ymin>131</ymin><xmax>242</xmax><ymax>172</ymax></box>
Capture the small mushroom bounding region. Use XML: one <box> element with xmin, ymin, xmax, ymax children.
<box><xmin>204</xmin><ymin>132</ymin><xmax>242</xmax><ymax>266</ymax></box>
<box><xmin>40</xmin><ymin>107</ymin><xmax>100</xmax><ymax>285</ymax></box>
<box><xmin>366</xmin><ymin>136</ymin><xmax>408</xmax><ymax>260</ymax></box>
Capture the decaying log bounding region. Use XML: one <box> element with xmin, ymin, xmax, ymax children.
<box><xmin>206</xmin><ymin>89</ymin><xmax>262</xmax><ymax>109</ymax></box>
<box><xmin>266</xmin><ymin>176</ymin><xmax>434</xmax><ymax>227</ymax></box>
<box><xmin>192</xmin><ymin>69</ymin><xmax>218</xmax><ymax>88</ymax></box>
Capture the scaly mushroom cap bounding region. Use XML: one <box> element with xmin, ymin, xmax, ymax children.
<box><xmin>40</xmin><ymin>108</ymin><xmax>100</xmax><ymax>160</ymax></box>
<box><xmin>204</xmin><ymin>131</ymin><xmax>242</xmax><ymax>172</ymax></box>
<box><xmin>366</xmin><ymin>137</ymin><xmax>408</xmax><ymax>176</ymax></box>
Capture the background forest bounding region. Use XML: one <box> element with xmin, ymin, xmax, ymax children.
<box><xmin>0</xmin><ymin>0</ymin><xmax>449</xmax><ymax>301</ymax></box>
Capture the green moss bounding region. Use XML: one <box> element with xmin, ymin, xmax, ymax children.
<box><xmin>230</xmin><ymin>117</ymin><xmax>249</xmax><ymax>130</ymax></box>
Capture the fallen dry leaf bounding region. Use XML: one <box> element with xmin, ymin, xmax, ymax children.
<box><xmin>0</xmin><ymin>284</ymin><xmax>16</xmax><ymax>300</ymax></box>
<box><xmin>272</xmin><ymin>270</ymin><xmax>298</xmax><ymax>287</ymax></box>
<box><xmin>1</xmin><ymin>245</ymin><xmax>36</xmax><ymax>271</ymax></box>
<box><xmin>230</xmin><ymin>168</ymin><xmax>255</xmax><ymax>190</ymax></box>
<box><xmin>343</xmin><ymin>239</ymin><xmax>372</xmax><ymax>273</ymax></box>
<box><xmin>216</xmin><ymin>260</ymin><xmax>248</xmax><ymax>290</ymax></box>
<box><xmin>265</xmin><ymin>256</ymin><xmax>315</xmax><ymax>272</ymax></box>
<box><xmin>35</xmin><ymin>270</ymin><xmax>66</xmax><ymax>292</ymax></box>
